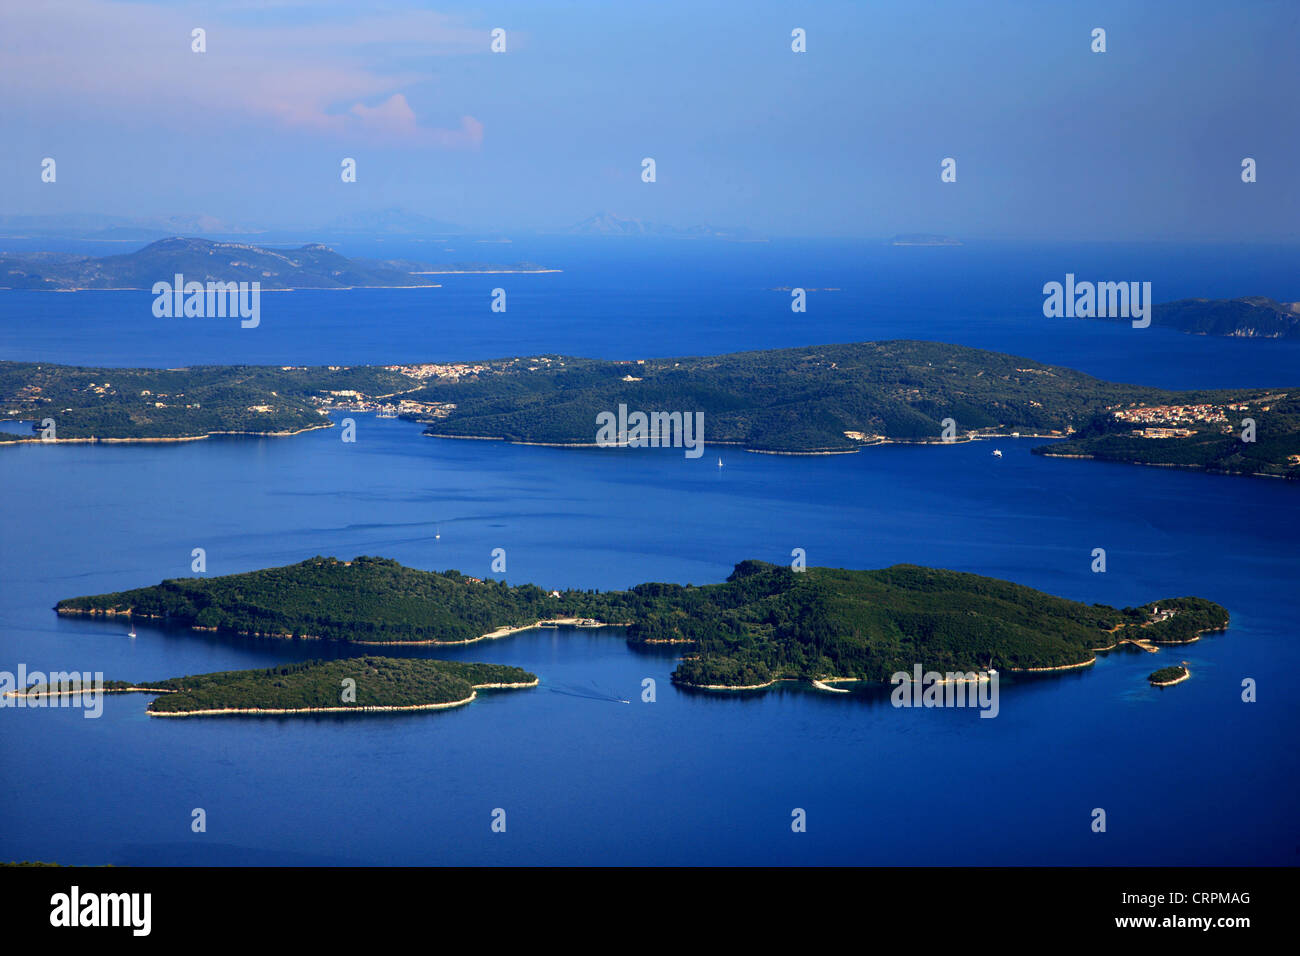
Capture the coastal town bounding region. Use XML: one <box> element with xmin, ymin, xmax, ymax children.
<box><xmin>301</xmin><ymin>361</ymin><xmax>499</xmax><ymax>419</ymax></box>
<box><xmin>310</xmin><ymin>357</ymin><xmax>589</xmax><ymax>419</ymax></box>
<box><xmin>1109</xmin><ymin>398</ymin><xmax>1268</xmax><ymax>438</ymax></box>
<box><xmin>315</xmin><ymin>391</ymin><xmax>456</xmax><ymax>420</ymax></box>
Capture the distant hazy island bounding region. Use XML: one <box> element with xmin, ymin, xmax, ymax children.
<box><xmin>14</xmin><ymin>657</ymin><xmax>537</xmax><ymax>716</ymax></box>
<box><xmin>1082</xmin><ymin>296</ymin><xmax>1300</xmax><ymax>339</ymax></box>
<box><xmin>56</xmin><ymin>556</ymin><xmax>1229</xmax><ymax>690</ymax></box>
<box><xmin>0</xmin><ymin>237</ymin><xmax>555</xmax><ymax>291</ymax></box>
<box><xmin>3</xmin><ymin>340</ymin><xmax>1294</xmax><ymax>479</ymax></box>
<box><xmin>568</xmin><ymin>212</ymin><xmax>763</xmax><ymax>240</ymax></box>
<box><xmin>890</xmin><ymin>234</ymin><xmax>962</xmax><ymax>246</ymax></box>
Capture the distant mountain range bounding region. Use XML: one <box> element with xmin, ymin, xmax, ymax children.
<box><xmin>319</xmin><ymin>208</ymin><xmax>465</xmax><ymax>236</ymax></box>
<box><xmin>0</xmin><ymin>210</ymin><xmax>470</xmax><ymax>241</ymax></box>
<box><xmin>0</xmin><ymin>213</ymin><xmax>264</xmax><ymax>241</ymax></box>
<box><xmin>1084</xmin><ymin>296</ymin><xmax>1300</xmax><ymax>339</ymax></box>
<box><xmin>0</xmin><ymin>210</ymin><xmax>764</xmax><ymax>241</ymax></box>
<box><xmin>567</xmin><ymin>212</ymin><xmax>763</xmax><ymax>239</ymax></box>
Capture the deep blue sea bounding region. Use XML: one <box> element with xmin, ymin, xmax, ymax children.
<box><xmin>2</xmin><ymin>237</ymin><xmax>1299</xmax><ymax>388</ymax></box>
<box><xmin>1</xmin><ymin>239</ymin><xmax>1297</xmax><ymax>865</ymax></box>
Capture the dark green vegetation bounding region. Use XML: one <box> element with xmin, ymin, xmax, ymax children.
<box><xmin>139</xmin><ymin>657</ymin><xmax>535</xmax><ymax>713</ymax></box>
<box><xmin>1119</xmin><ymin>599</ymin><xmax>1229</xmax><ymax>644</ymax></box>
<box><xmin>55</xmin><ymin>554</ymin><xmax>574</xmax><ymax>642</ymax></box>
<box><xmin>654</xmin><ymin>562</ymin><xmax>1226</xmax><ymax>687</ymax></box>
<box><xmin>401</xmin><ymin>340</ymin><xmax>1298</xmax><ymax>473</ymax></box>
<box><xmin>56</xmin><ymin>556</ymin><xmax>576</xmax><ymax>643</ymax></box>
<box><xmin>1148</xmin><ymin>665</ymin><xmax>1189</xmax><ymax>685</ymax></box>
<box><xmin>406</xmin><ymin>341</ymin><xmax>1173</xmax><ymax>451</ymax></box>
<box><xmin>3</xmin><ymin>340</ymin><xmax>1294</xmax><ymax>476</ymax></box>
<box><xmin>16</xmin><ymin>658</ymin><xmax>533</xmax><ymax>712</ymax></box>
<box><xmin>0</xmin><ymin>861</ymin><xmax>100</xmax><ymax>867</ymax></box>
<box><xmin>1085</xmin><ymin>297</ymin><xmax>1300</xmax><ymax>339</ymax></box>
<box><xmin>0</xmin><ymin>237</ymin><xmax>548</xmax><ymax>290</ymax></box>
<box><xmin>56</xmin><ymin>556</ymin><xmax>1229</xmax><ymax>689</ymax></box>
<box><xmin>0</xmin><ymin>363</ymin><xmax>412</xmax><ymax>441</ymax></box>
<box><xmin>1035</xmin><ymin>392</ymin><xmax>1300</xmax><ymax>478</ymax></box>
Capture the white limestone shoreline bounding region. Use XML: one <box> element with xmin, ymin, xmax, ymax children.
<box><xmin>147</xmin><ymin>679</ymin><xmax>540</xmax><ymax>717</ymax></box>
<box><xmin>5</xmin><ymin>679</ymin><xmax>539</xmax><ymax>716</ymax></box>
<box><xmin>2</xmin><ymin>423</ymin><xmax>332</xmax><ymax>446</ymax></box>
<box><xmin>1149</xmin><ymin>666</ymin><xmax>1191</xmax><ymax>687</ymax></box>
<box><xmin>52</xmin><ymin>610</ymin><xmax>627</xmax><ymax>646</ymax></box>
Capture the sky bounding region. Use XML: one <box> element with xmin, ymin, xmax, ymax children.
<box><xmin>0</xmin><ymin>0</ymin><xmax>1296</xmax><ymax>239</ymax></box>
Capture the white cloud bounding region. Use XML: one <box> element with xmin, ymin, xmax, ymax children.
<box><xmin>0</xmin><ymin>0</ymin><xmax>486</xmax><ymax>147</ymax></box>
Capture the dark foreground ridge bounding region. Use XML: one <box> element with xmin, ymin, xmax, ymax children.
<box><xmin>56</xmin><ymin>556</ymin><xmax>1229</xmax><ymax>690</ymax></box>
<box><xmin>3</xmin><ymin>341</ymin><xmax>1296</xmax><ymax>477</ymax></box>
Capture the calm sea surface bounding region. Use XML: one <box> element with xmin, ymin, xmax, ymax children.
<box><xmin>2</xmin><ymin>237</ymin><xmax>1299</xmax><ymax>387</ymax></box>
<box><xmin>0</xmin><ymin>240</ymin><xmax>1296</xmax><ymax>864</ymax></box>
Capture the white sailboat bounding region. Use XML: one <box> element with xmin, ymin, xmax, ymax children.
<box><xmin>127</xmin><ymin>617</ymin><xmax>137</xmax><ymax>638</ymax></box>
<box><xmin>992</xmin><ymin>449</ymin><xmax>1003</xmax><ymax>458</ymax></box>
<box><xmin>717</xmin><ymin>457</ymin><xmax>724</xmax><ymax>469</ymax></box>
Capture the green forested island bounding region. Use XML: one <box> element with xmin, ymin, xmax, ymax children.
<box><xmin>3</xmin><ymin>340</ymin><xmax>1294</xmax><ymax>477</ymax></box>
<box><xmin>20</xmin><ymin>657</ymin><xmax>537</xmax><ymax>715</ymax></box>
<box><xmin>56</xmin><ymin>556</ymin><xmax>1229</xmax><ymax>690</ymax></box>
<box><xmin>1147</xmin><ymin>664</ymin><xmax>1190</xmax><ymax>687</ymax></box>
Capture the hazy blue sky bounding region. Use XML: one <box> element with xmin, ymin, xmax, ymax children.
<box><xmin>1</xmin><ymin>0</ymin><xmax>1296</xmax><ymax>239</ymax></box>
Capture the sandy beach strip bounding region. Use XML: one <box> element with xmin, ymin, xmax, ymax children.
<box><xmin>810</xmin><ymin>679</ymin><xmax>852</xmax><ymax>693</ymax></box>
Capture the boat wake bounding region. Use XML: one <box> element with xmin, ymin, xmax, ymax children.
<box><xmin>548</xmin><ymin>681</ymin><xmax>630</xmax><ymax>704</ymax></box>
